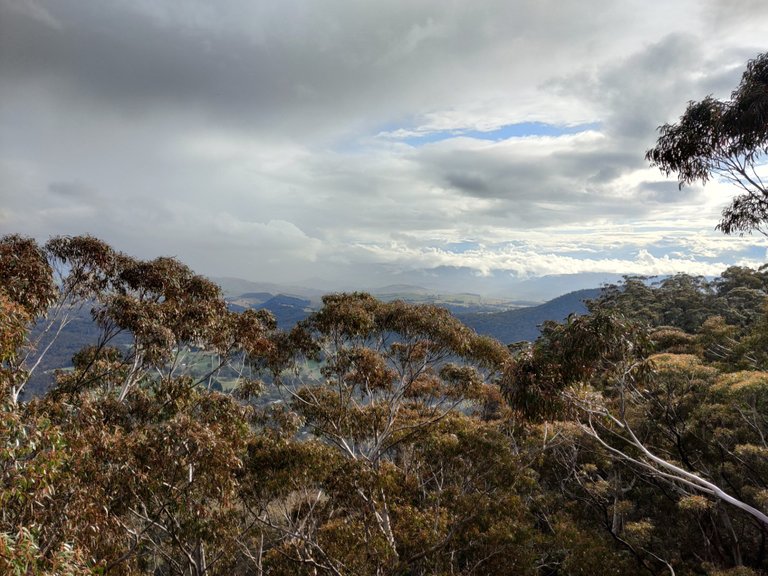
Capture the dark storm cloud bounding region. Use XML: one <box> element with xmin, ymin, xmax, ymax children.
<box><xmin>0</xmin><ymin>1</ymin><xmax>317</xmax><ymax>127</ymax></box>
<box><xmin>48</xmin><ymin>181</ymin><xmax>96</xmax><ymax>200</ymax></box>
<box><xmin>0</xmin><ymin>0</ymin><xmax>657</xmax><ymax>138</ymax></box>
<box><xmin>411</xmin><ymin>138</ymin><xmax>646</xmax><ymax>228</ymax></box>
<box><xmin>0</xmin><ymin>2</ymin><xmax>473</xmax><ymax>135</ymax></box>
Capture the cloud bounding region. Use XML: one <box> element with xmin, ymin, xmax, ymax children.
<box><xmin>1</xmin><ymin>1</ymin><xmax>766</xmax><ymax>290</ymax></box>
<box><xmin>48</xmin><ymin>181</ymin><xmax>98</xmax><ymax>200</ymax></box>
<box><xmin>0</xmin><ymin>1</ymin><xmax>704</xmax><ymax>139</ymax></box>
<box><xmin>210</xmin><ymin>214</ymin><xmax>322</xmax><ymax>258</ymax></box>
<box><xmin>637</xmin><ymin>181</ymin><xmax>700</xmax><ymax>204</ymax></box>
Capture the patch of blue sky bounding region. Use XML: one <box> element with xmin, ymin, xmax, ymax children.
<box><xmin>442</xmin><ymin>241</ymin><xmax>483</xmax><ymax>253</ymax></box>
<box><xmin>718</xmin><ymin>244</ymin><xmax>768</xmax><ymax>261</ymax></box>
<box><xmin>396</xmin><ymin>121</ymin><xmax>601</xmax><ymax>146</ymax></box>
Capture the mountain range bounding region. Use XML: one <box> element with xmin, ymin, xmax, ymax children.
<box><xmin>214</xmin><ymin>269</ymin><xmax>625</xmax><ymax>303</ymax></box>
<box><xmin>24</xmin><ymin>276</ymin><xmax>609</xmax><ymax>397</ymax></box>
<box><xmin>456</xmin><ymin>288</ymin><xmax>601</xmax><ymax>343</ymax></box>
<box><xmin>224</xmin><ymin>283</ymin><xmax>602</xmax><ymax>343</ymax></box>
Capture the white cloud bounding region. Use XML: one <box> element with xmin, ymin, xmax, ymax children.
<box><xmin>1</xmin><ymin>0</ymin><xmax>766</xmax><ymax>292</ymax></box>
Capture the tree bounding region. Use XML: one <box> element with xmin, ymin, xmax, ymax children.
<box><xmin>10</xmin><ymin>232</ymin><xmax>768</xmax><ymax>573</ymax></box>
<box><xmin>539</xmin><ymin>314</ymin><xmax>768</xmax><ymax>530</ymax></box>
<box><xmin>506</xmin><ymin>309</ymin><xmax>768</xmax><ymax>534</ymax></box>
<box><xmin>646</xmin><ymin>52</ymin><xmax>768</xmax><ymax>235</ymax></box>
<box><xmin>245</xmin><ymin>293</ymin><xmax>536</xmax><ymax>574</ymax></box>
<box><xmin>0</xmin><ymin>234</ymin><xmax>275</xmax><ymax>404</ymax></box>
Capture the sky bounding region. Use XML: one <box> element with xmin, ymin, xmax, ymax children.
<box><xmin>1</xmin><ymin>0</ymin><xmax>767</xmax><ymax>294</ymax></box>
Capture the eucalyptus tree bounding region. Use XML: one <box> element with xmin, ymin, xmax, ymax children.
<box><xmin>506</xmin><ymin>305</ymin><xmax>768</xmax><ymax>572</ymax></box>
<box><xmin>240</xmin><ymin>293</ymin><xmax>542</xmax><ymax>575</ymax></box>
<box><xmin>0</xmin><ymin>234</ymin><xmax>274</xmax><ymax>403</ymax></box>
<box><xmin>647</xmin><ymin>52</ymin><xmax>768</xmax><ymax>235</ymax></box>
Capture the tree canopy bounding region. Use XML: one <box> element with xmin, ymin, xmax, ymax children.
<box><xmin>646</xmin><ymin>52</ymin><xmax>768</xmax><ymax>235</ymax></box>
<box><xmin>2</xmin><ymin>234</ymin><xmax>768</xmax><ymax>575</ymax></box>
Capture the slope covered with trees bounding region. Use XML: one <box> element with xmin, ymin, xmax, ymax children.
<box><xmin>2</xmin><ymin>234</ymin><xmax>768</xmax><ymax>575</ymax></box>
<box><xmin>458</xmin><ymin>288</ymin><xmax>601</xmax><ymax>344</ymax></box>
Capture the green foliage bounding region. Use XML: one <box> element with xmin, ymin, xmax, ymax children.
<box><xmin>4</xmin><ymin>234</ymin><xmax>768</xmax><ymax>574</ymax></box>
<box><xmin>0</xmin><ymin>293</ymin><xmax>29</xmax><ymax>396</ymax></box>
<box><xmin>594</xmin><ymin>267</ymin><xmax>768</xmax><ymax>335</ymax></box>
<box><xmin>0</xmin><ymin>528</ymin><xmax>90</xmax><ymax>575</ymax></box>
<box><xmin>0</xmin><ymin>235</ymin><xmax>57</xmax><ymax>319</ymax></box>
<box><xmin>593</xmin><ymin>273</ymin><xmax>722</xmax><ymax>332</ymax></box>
<box><xmin>737</xmin><ymin>300</ymin><xmax>768</xmax><ymax>369</ymax></box>
<box><xmin>646</xmin><ymin>52</ymin><xmax>768</xmax><ymax>235</ymax></box>
<box><xmin>503</xmin><ymin>309</ymin><xmax>653</xmax><ymax>420</ymax></box>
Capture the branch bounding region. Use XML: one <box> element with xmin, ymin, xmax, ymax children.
<box><xmin>579</xmin><ymin>405</ymin><xmax>768</xmax><ymax>526</ymax></box>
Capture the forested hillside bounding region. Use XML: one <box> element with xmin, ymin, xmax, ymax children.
<box><xmin>20</xmin><ymin>286</ymin><xmax>595</xmax><ymax>398</ymax></box>
<box><xmin>2</xmin><ymin>234</ymin><xmax>768</xmax><ymax>576</ymax></box>
<box><xmin>457</xmin><ymin>288</ymin><xmax>601</xmax><ymax>343</ymax></box>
